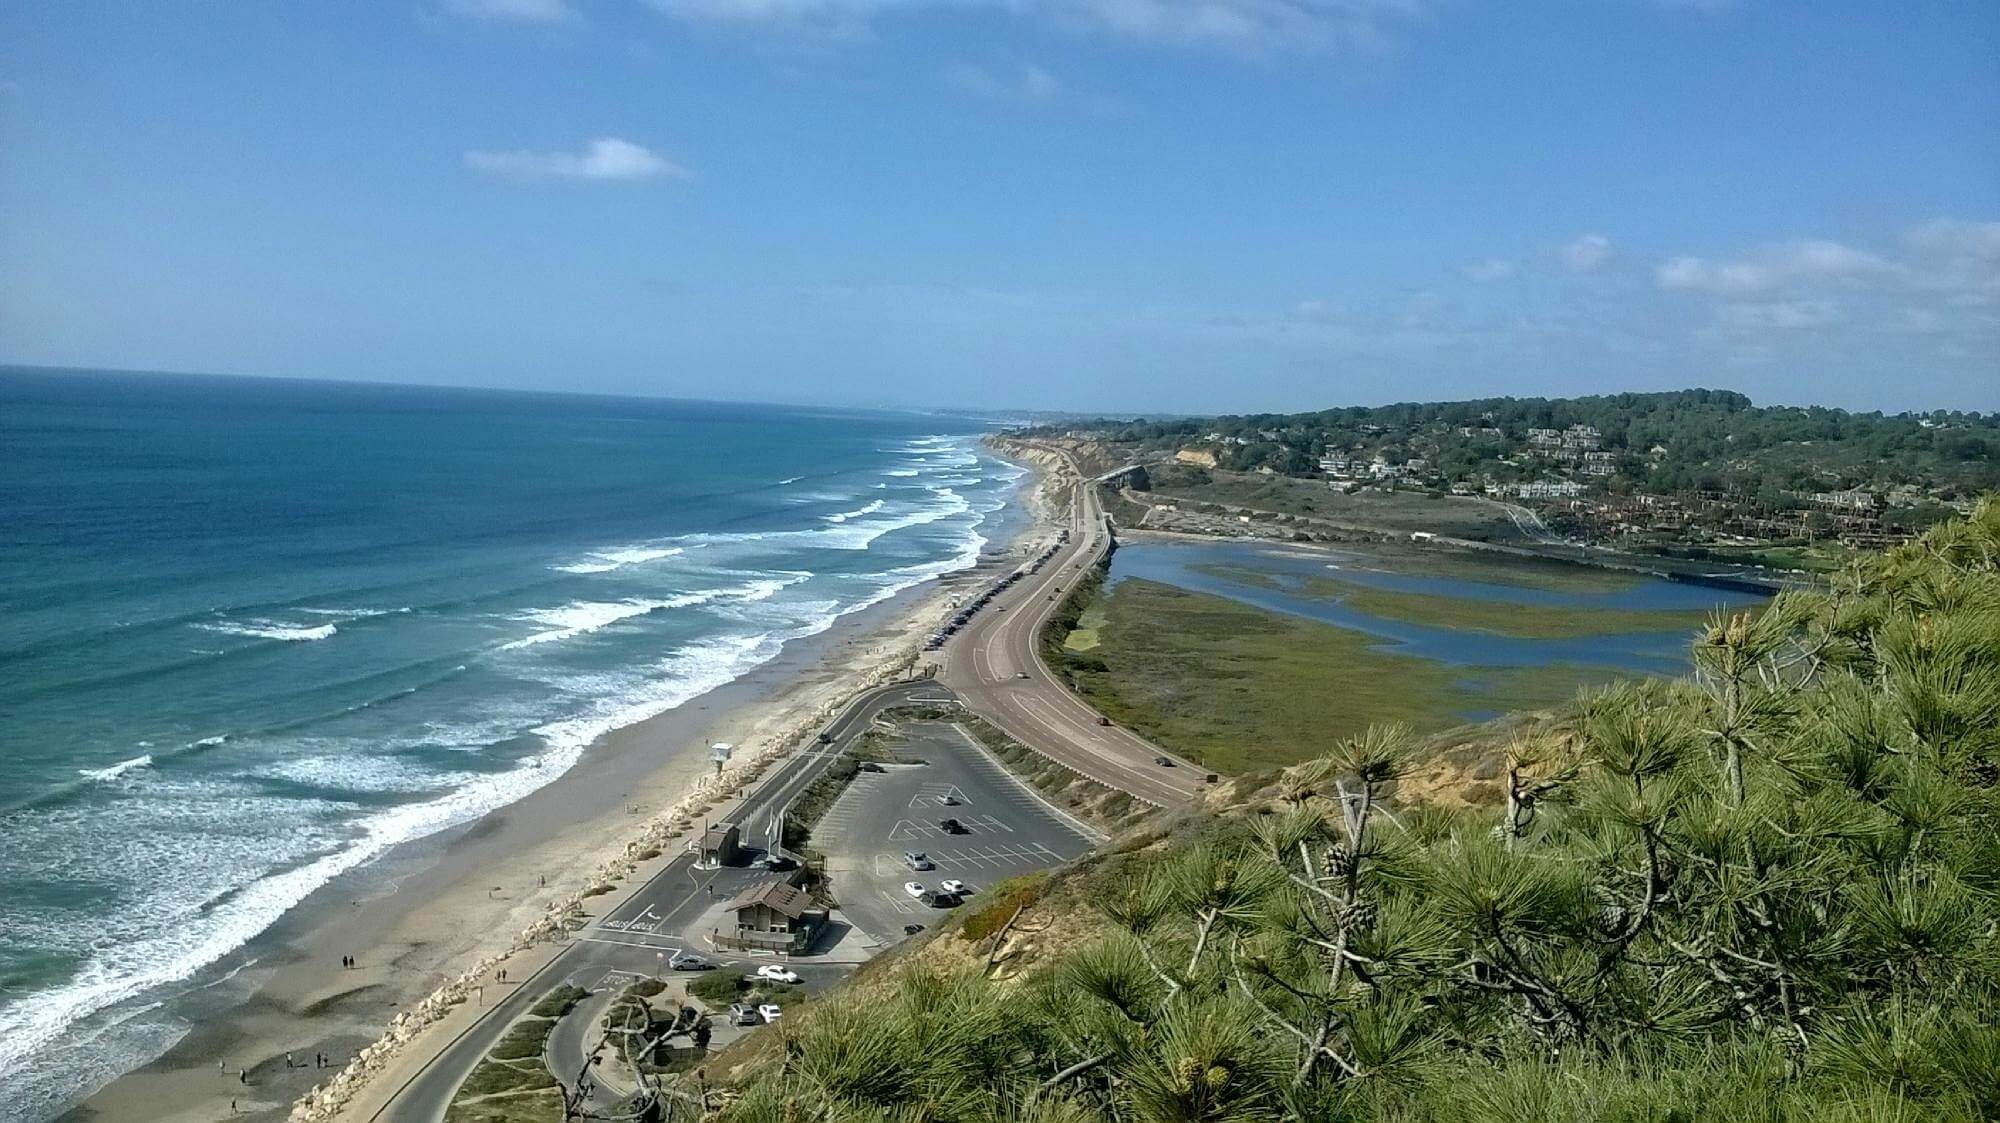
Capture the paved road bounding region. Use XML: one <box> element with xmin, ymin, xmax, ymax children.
<box><xmin>813</xmin><ymin>719</ymin><xmax>1099</xmax><ymax>943</ymax></box>
<box><xmin>375</xmin><ymin>447</ymin><xmax>1198</xmax><ymax>1120</ymax></box>
<box><xmin>372</xmin><ymin>678</ymin><xmax>946</xmax><ymax>1122</ymax></box>
<box><xmin>940</xmin><ymin>447</ymin><xmax>1204</xmax><ymax>808</ymax></box>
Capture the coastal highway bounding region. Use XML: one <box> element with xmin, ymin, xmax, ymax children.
<box><xmin>939</xmin><ymin>448</ymin><xmax>1203</xmax><ymax>808</ymax></box>
<box><xmin>370</xmin><ymin>677</ymin><xmax>946</xmax><ymax>1123</ymax></box>
<box><xmin>371</xmin><ymin>450</ymin><xmax>1192</xmax><ymax>1120</ymax></box>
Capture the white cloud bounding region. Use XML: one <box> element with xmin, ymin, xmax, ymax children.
<box><xmin>1560</xmin><ymin>233</ymin><xmax>1614</xmax><ymax>273</ymax></box>
<box><xmin>1656</xmin><ymin>239</ymin><xmax>1888</xmax><ymax>294</ymax></box>
<box><xmin>1902</xmin><ymin>218</ymin><xmax>2000</xmax><ymax>261</ymax></box>
<box><xmin>1043</xmin><ymin>0</ymin><xmax>1427</xmax><ymax>54</ymax></box>
<box><xmin>948</xmin><ymin>62</ymin><xmax>1062</xmax><ymax>102</ymax></box>
<box><xmin>443</xmin><ymin>0</ymin><xmax>580</xmax><ymax>22</ymax></box>
<box><xmin>647</xmin><ymin>0</ymin><xmax>898</xmax><ymax>37</ymax></box>
<box><xmin>1459</xmin><ymin>258</ymin><xmax>1515</xmax><ymax>283</ymax></box>
<box><xmin>464</xmin><ymin>137</ymin><xmax>688</xmax><ymax>182</ymax></box>
<box><xmin>1714</xmin><ymin>300</ymin><xmax>1837</xmax><ymax>330</ymax></box>
<box><xmin>649</xmin><ymin>0</ymin><xmax>1428</xmax><ymax>53</ymax></box>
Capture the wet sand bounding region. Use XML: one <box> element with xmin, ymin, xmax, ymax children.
<box><xmin>67</xmin><ymin>481</ymin><xmax>1045</xmax><ymax>1122</ymax></box>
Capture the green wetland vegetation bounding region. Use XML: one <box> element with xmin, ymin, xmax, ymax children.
<box><xmin>709</xmin><ymin>499</ymin><xmax>2000</xmax><ymax>1123</ymax></box>
<box><xmin>1058</xmin><ymin>577</ymin><xmax>1614</xmax><ymax>773</ymax></box>
<box><xmin>1194</xmin><ymin>562</ymin><xmax>1713</xmax><ymax>640</ymax></box>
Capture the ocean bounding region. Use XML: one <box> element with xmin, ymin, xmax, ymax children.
<box><xmin>0</xmin><ymin>368</ymin><xmax>1023</xmax><ymax>1119</ymax></box>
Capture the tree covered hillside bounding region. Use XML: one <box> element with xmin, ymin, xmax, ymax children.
<box><xmin>713</xmin><ymin>500</ymin><xmax>2000</xmax><ymax>1122</ymax></box>
<box><xmin>1036</xmin><ymin>390</ymin><xmax>1999</xmax><ymax>503</ymax></box>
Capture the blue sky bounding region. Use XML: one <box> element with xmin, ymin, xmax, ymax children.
<box><xmin>1</xmin><ymin>1</ymin><xmax>1995</xmax><ymax>414</ymax></box>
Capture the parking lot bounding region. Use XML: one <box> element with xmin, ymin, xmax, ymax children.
<box><xmin>812</xmin><ymin>719</ymin><xmax>1099</xmax><ymax>944</ymax></box>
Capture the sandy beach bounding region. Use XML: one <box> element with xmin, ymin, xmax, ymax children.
<box><xmin>64</xmin><ymin>461</ymin><xmax>1052</xmax><ymax>1123</ymax></box>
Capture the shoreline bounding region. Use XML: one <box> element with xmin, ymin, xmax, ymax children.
<box><xmin>62</xmin><ymin>459</ymin><xmax>1051</xmax><ymax>1123</ymax></box>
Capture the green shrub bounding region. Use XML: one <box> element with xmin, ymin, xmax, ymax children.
<box><xmin>958</xmin><ymin>873</ymin><xmax>1049</xmax><ymax>943</ymax></box>
<box><xmin>687</xmin><ymin>972</ymin><xmax>746</xmax><ymax>1005</ymax></box>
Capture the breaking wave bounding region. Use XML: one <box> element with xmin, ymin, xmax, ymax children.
<box><xmin>193</xmin><ymin>620</ymin><xmax>337</xmax><ymax>643</ymax></box>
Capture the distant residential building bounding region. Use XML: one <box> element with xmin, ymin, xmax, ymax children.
<box><xmin>1811</xmin><ymin>487</ymin><xmax>1876</xmax><ymax>512</ymax></box>
<box><xmin>1318</xmin><ymin>452</ymin><xmax>1360</xmax><ymax>477</ymax></box>
<box><xmin>1528</xmin><ymin>425</ymin><xmax>1601</xmax><ymax>453</ymax></box>
<box><xmin>1517</xmin><ymin>480</ymin><xmax>1590</xmax><ymax>500</ymax></box>
<box><xmin>1562</xmin><ymin>425</ymin><xmax>1602</xmax><ymax>449</ymax></box>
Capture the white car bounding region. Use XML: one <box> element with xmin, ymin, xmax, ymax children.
<box><xmin>755</xmin><ymin>964</ymin><xmax>800</xmax><ymax>984</ymax></box>
<box><xmin>903</xmin><ymin>881</ymin><xmax>926</xmax><ymax>898</ymax></box>
<box><xmin>758</xmin><ymin>1003</ymin><xmax>783</xmax><ymax>1022</ymax></box>
<box><xmin>939</xmin><ymin>879</ymin><xmax>968</xmax><ymax>896</ymax></box>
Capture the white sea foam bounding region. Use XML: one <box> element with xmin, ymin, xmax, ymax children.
<box><xmin>500</xmin><ymin>595</ymin><xmax>702</xmax><ymax>650</ymax></box>
<box><xmin>78</xmin><ymin>755</ymin><xmax>153</xmax><ymax>783</ymax></box>
<box><xmin>297</xmin><ymin>606</ymin><xmax>409</xmax><ymax>618</ymax></box>
<box><xmin>884</xmin><ymin>468</ymin><xmax>919</xmax><ymax>477</ymax></box>
<box><xmin>0</xmin><ymin>440</ymin><xmax>1017</xmax><ymax>1110</ymax></box>
<box><xmin>777</xmin><ymin>475</ymin><xmax>803</xmax><ymax>485</ymax></box>
<box><xmin>500</xmin><ymin>575</ymin><xmax>807</xmax><ymax>651</ymax></box>
<box><xmin>194</xmin><ymin>620</ymin><xmax>338</xmax><ymax>643</ymax></box>
<box><xmin>551</xmin><ymin>545</ymin><xmax>686</xmax><ymax>575</ymax></box>
<box><xmin>822</xmin><ymin>499</ymin><xmax>885</xmax><ymax>523</ymax></box>
<box><xmin>253</xmin><ymin>755</ymin><xmax>470</xmax><ymax>795</ymax></box>
<box><xmin>0</xmin><ymin>729</ymin><xmax>625</xmax><ymax>1091</ymax></box>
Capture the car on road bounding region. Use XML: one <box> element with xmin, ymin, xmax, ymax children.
<box><xmin>728</xmin><ymin>1003</ymin><xmax>760</xmax><ymax>1026</ymax></box>
<box><xmin>669</xmin><ymin>952</ymin><xmax>713</xmax><ymax>971</ymax></box>
<box><xmin>816</xmin><ymin>731</ymin><xmax>833</xmax><ymax>745</ymax></box>
<box><xmin>859</xmin><ymin>761</ymin><xmax>885</xmax><ymax>773</ymax></box>
<box><xmin>755</xmin><ymin>965</ymin><xmax>801</xmax><ymax>984</ymax></box>
<box><xmin>903</xmin><ymin>851</ymin><xmax>933</xmax><ymax>871</ymax></box>
<box><xmin>1015</xmin><ymin>671</ymin><xmax>1030</xmax><ymax>679</ymax></box>
<box><xmin>940</xmin><ymin>879</ymin><xmax>968</xmax><ymax>895</ymax></box>
<box><xmin>938</xmin><ymin>818</ymin><xmax>967</xmax><ymax>834</ymax></box>
<box><xmin>1096</xmin><ymin>717</ymin><xmax>1112</xmax><ymax>727</ymax></box>
<box><xmin>1154</xmin><ymin>756</ymin><xmax>1174</xmax><ymax>767</ymax></box>
<box><xmin>902</xmin><ymin>923</ymin><xmax>926</xmax><ymax>935</ymax></box>
<box><xmin>758</xmin><ymin>1003</ymin><xmax>783</xmax><ymax>1022</ymax></box>
<box><xmin>903</xmin><ymin>881</ymin><xmax>927</xmax><ymax>898</ymax></box>
<box><xmin>939</xmin><ymin>795</ymin><xmax>959</xmax><ymax>806</ymax></box>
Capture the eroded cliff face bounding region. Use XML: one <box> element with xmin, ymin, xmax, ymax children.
<box><xmin>986</xmin><ymin>433</ymin><xmax>1127</xmax><ymax>481</ymax></box>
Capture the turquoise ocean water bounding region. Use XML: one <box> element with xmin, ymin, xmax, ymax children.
<box><xmin>0</xmin><ymin>368</ymin><xmax>1021</xmax><ymax>1118</ymax></box>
